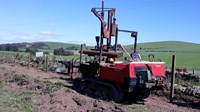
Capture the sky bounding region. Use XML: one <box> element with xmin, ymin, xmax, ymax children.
<box><xmin>0</xmin><ymin>0</ymin><xmax>199</xmax><ymax>45</ymax></box>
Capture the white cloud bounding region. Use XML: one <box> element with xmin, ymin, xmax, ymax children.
<box><xmin>66</xmin><ymin>40</ymin><xmax>95</xmax><ymax>46</ymax></box>
<box><xmin>39</xmin><ymin>31</ymin><xmax>53</xmax><ymax>35</ymax></box>
<box><xmin>0</xmin><ymin>29</ymin><xmax>15</xmax><ymax>32</ymax></box>
<box><xmin>11</xmin><ymin>32</ymin><xmax>30</xmax><ymax>36</ymax></box>
<box><xmin>0</xmin><ymin>29</ymin><xmax>35</xmax><ymax>43</ymax></box>
<box><xmin>0</xmin><ymin>35</ymin><xmax>36</xmax><ymax>44</ymax></box>
<box><xmin>0</xmin><ymin>29</ymin><xmax>65</xmax><ymax>44</ymax></box>
<box><xmin>16</xmin><ymin>36</ymin><xmax>34</xmax><ymax>40</ymax></box>
<box><xmin>67</xmin><ymin>40</ymin><xmax>83</xmax><ymax>44</ymax></box>
<box><xmin>39</xmin><ymin>31</ymin><xmax>62</xmax><ymax>37</ymax></box>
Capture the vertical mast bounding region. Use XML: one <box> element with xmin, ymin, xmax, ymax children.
<box><xmin>99</xmin><ymin>0</ymin><xmax>104</xmax><ymax>63</ymax></box>
<box><xmin>101</xmin><ymin>0</ymin><xmax>104</xmax><ymax>37</ymax></box>
<box><xmin>102</xmin><ymin>0</ymin><xmax>104</xmax><ymax>19</ymax></box>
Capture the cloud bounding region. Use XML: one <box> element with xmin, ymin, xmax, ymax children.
<box><xmin>0</xmin><ymin>29</ymin><xmax>35</xmax><ymax>44</ymax></box>
<box><xmin>11</xmin><ymin>32</ymin><xmax>30</xmax><ymax>36</ymax></box>
<box><xmin>36</xmin><ymin>31</ymin><xmax>68</xmax><ymax>42</ymax></box>
<box><xmin>15</xmin><ymin>36</ymin><xmax>35</xmax><ymax>41</ymax></box>
<box><xmin>66</xmin><ymin>40</ymin><xmax>83</xmax><ymax>44</ymax></box>
<box><xmin>39</xmin><ymin>31</ymin><xmax>62</xmax><ymax>37</ymax></box>
<box><xmin>0</xmin><ymin>29</ymin><xmax>15</xmax><ymax>32</ymax></box>
<box><xmin>0</xmin><ymin>35</ymin><xmax>36</xmax><ymax>44</ymax></box>
<box><xmin>0</xmin><ymin>29</ymin><xmax>66</xmax><ymax>44</ymax></box>
<box><xmin>66</xmin><ymin>40</ymin><xmax>95</xmax><ymax>46</ymax></box>
<box><xmin>0</xmin><ymin>29</ymin><xmax>30</xmax><ymax>36</ymax></box>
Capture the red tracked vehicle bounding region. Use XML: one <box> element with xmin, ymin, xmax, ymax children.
<box><xmin>73</xmin><ymin>1</ymin><xmax>165</xmax><ymax>101</ymax></box>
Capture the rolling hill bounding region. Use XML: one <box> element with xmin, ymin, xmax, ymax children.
<box><xmin>0</xmin><ymin>42</ymin><xmax>81</xmax><ymax>50</ymax></box>
<box><xmin>125</xmin><ymin>41</ymin><xmax>200</xmax><ymax>67</ymax></box>
<box><xmin>0</xmin><ymin>41</ymin><xmax>199</xmax><ymax>67</ymax></box>
<box><xmin>41</xmin><ymin>42</ymin><xmax>80</xmax><ymax>50</ymax></box>
<box><xmin>125</xmin><ymin>41</ymin><xmax>200</xmax><ymax>53</ymax></box>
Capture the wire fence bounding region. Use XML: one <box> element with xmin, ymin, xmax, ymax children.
<box><xmin>0</xmin><ymin>52</ymin><xmax>79</xmax><ymax>73</ymax></box>
<box><xmin>165</xmin><ymin>66</ymin><xmax>200</xmax><ymax>76</ymax></box>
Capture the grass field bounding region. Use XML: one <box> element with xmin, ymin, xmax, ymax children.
<box><xmin>124</xmin><ymin>41</ymin><xmax>200</xmax><ymax>68</ymax></box>
<box><xmin>139</xmin><ymin>52</ymin><xmax>200</xmax><ymax>68</ymax></box>
<box><xmin>126</xmin><ymin>41</ymin><xmax>200</xmax><ymax>52</ymax></box>
<box><xmin>0</xmin><ymin>51</ymin><xmax>29</xmax><ymax>56</ymax></box>
<box><xmin>42</xmin><ymin>42</ymin><xmax>80</xmax><ymax>50</ymax></box>
<box><xmin>0</xmin><ymin>41</ymin><xmax>199</xmax><ymax>68</ymax></box>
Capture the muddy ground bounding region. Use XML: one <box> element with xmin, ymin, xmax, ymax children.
<box><xmin>0</xmin><ymin>63</ymin><xmax>199</xmax><ymax>112</ymax></box>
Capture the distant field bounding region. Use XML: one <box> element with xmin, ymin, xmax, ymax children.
<box><xmin>0</xmin><ymin>51</ymin><xmax>79</xmax><ymax>61</ymax></box>
<box><xmin>126</xmin><ymin>41</ymin><xmax>200</xmax><ymax>52</ymax></box>
<box><xmin>0</xmin><ymin>41</ymin><xmax>199</xmax><ymax>68</ymax></box>
<box><xmin>43</xmin><ymin>42</ymin><xmax>80</xmax><ymax>50</ymax></box>
<box><xmin>139</xmin><ymin>52</ymin><xmax>200</xmax><ymax>68</ymax></box>
<box><xmin>125</xmin><ymin>41</ymin><xmax>200</xmax><ymax>68</ymax></box>
<box><xmin>0</xmin><ymin>51</ymin><xmax>29</xmax><ymax>56</ymax></box>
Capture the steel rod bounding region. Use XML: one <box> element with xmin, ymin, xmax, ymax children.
<box><xmin>170</xmin><ymin>55</ymin><xmax>176</xmax><ymax>103</ymax></box>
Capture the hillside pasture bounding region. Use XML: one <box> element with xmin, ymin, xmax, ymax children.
<box><xmin>133</xmin><ymin>41</ymin><xmax>200</xmax><ymax>53</ymax></box>
<box><xmin>42</xmin><ymin>42</ymin><xmax>80</xmax><ymax>50</ymax></box>
<box><xmin>139</xmin><ymin>52</ymin><xmax>200</xmax><ymax>68</ymax></box>
<box><xmin>125</xmin><ymin>41</ymin><xmax>200</xmax><ymax>68</ymax></box>
<box><xmin>0</xmin><ymin>41</ymin><xmax>199</xmax><ymax>68</ymax></box>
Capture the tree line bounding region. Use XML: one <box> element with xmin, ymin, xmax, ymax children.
<box><xmin>0</xmin><ymin>44</ymin><xmax>74</xmax><ymax>56</ymax></box>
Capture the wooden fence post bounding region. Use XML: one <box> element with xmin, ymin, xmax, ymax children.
<box><xmin>14</xmin><ymin>54</ymin><xmax>16</xmax><ymax>66</ymax></box>
<box><xmin>45</xmin><ymin>56</ymin><xmax>48</xmax><ymax>73</ymax></box>
<box><xmin>28</xmin><ymin>55</ymin><xmax>30</xmax><ymax>69</ymax></box>
<box><xmin>170</xmin><ymin>55</ymin><xmax>176</xmax><ymax>103</ymax></box>
<box><xmin>192</xmin><ymin>69</ymin><xmax>195</xmax><ymax>75</ymax></box>
<box><xmin>71</xmin><ymin>58</ymin><xmax>74</xmax><ymax>74</ymax></box>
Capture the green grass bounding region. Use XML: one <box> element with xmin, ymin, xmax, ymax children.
<box><xmin>0</xmin><ymin>69</ymin><xmax>38</xmax><ymax>112</ymax></box>
<box><xmin>0</xmin><ymin>90</ymin><xmax>38</xmax><ymax>112</ymax></box>
<box><xmin>35</xmin><ymin>76</ymin><xmax>65</xmax><ymax>94</ymax></box>
<box><xmin>42</xmin><ymin>42</ymin><xmax>81</xmax><ymax>50</ymax></box>
<box><xmin>127</xmin><ymin>104</ymin><xmax>148</xmax><ymax>112</ymax></box>
<box><xmin>0</xmin><ymin>50</ymin><xmax>79</xmax><ymax>60</ymax></box>
<box><xmin>126</xmin><ymin>41</ymin><xmax>200</xmax><ymax>53</ymax></box>
<box><xmin>52</xmin><ymin>54</ymin><xmax>80</xmax><ymax>60</ymax></box>
<box><xmin>139</xmin><ymin>52</ymin><xmax>200</xmax><ymax>68</ymax></box>
<box><xmin>0</xmin><ymin>64</ymin><xmax>65</xmax><ymax>112</ymax></box>
<box><xmin>118</xmin><ymin>50</ymin><xmax>200</xmax><ymax>68</ymax></box>
<box><xmin>0</xmin><ymin>66</ymin><xmax>7</xmax><ymax>72</ymax></box>
<box><xmin>176</xmin><ymin>78</ymin><xmax>200</xmax><ymax>87</ymax></box>
<box><xmin>0</xmin><ymin>70</ymin><xmax>65</xmax><ymax>112</ymax></box>
<box><xmin>0</xmin><ymin>50</ymin><xmax>29</xmax><ymax>56</ymax></box>
<box><xmin>124</xmin><ymin>41</ymin><xmax>200</xmax><ymax>68</ymax></box>
<box><xmin>37</xmin><ymin>49</ymin><xmax>53</xmax><ymax>53</ymax></box>
<box><xmin>0</xmin><ymin>81</ymin><xmax>2</xmax><ymax>93</ymax></box>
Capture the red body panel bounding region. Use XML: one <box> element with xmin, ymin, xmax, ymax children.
<box><xmin>148</xmin><ymin>64</ymin><xmax>165</xmax><ymax>76</ymax></box>
<box><xmin>100</xmin><ymin>65</ymin><xmax>127</xmax><ymax>84</ymax></box>
<box><xmin>99</xmin><ymin>61</ymin><xmax>165</xmax><ymax>84</ymax></box>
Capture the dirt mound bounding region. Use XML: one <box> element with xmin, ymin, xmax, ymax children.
<box><xmin>35</xmin><ymin>88</ymin><xmax>128</xmax><ymax>112</ymax></box>
<box><xmin>1</xmin><ymin>71</ymin><xmax>45</xmax><ymax>92</ymax></box>
<box><xmin>0</xmin><ymin>64</ymin><xmax>130</xmax><ymax>112</ymax></box>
